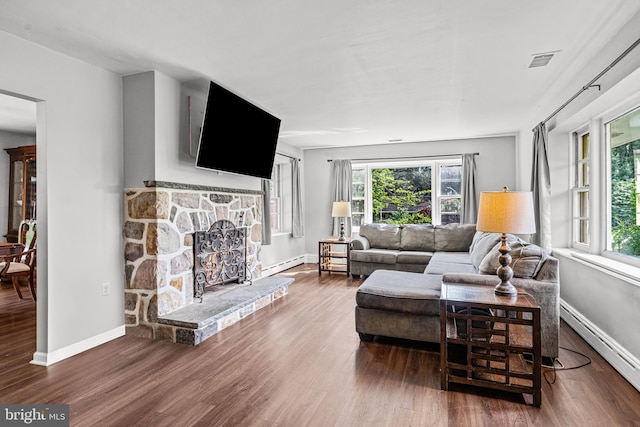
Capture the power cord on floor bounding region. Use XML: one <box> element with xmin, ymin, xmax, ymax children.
<box><xmin>542</xmin><ymin>346</ymin><xmax>592</xmax><ymax>386</ymax></box>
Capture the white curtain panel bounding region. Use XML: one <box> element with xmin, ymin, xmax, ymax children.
<box><xmin>531</xmin><ymin>123</ymin><xmax>552</xmax><ymax>252</ymax></box>
<box><xmin>461</xmin><ymin>153</ymin><xmax>478</xmax><ymax>224</ymax></box>
<box><xmin>330</xmin><ymin>159</ymin><xmax>353</xmax><ymax>237</ymax></box>
<box><xmin>261</xmin><ymin>178</ymin><xmax>272</xmax><ymax>246</ymax></box>
<box><xmin>291</xmin><ymin>158</ymin><xmax>304</xmax><ymax>238</ymax></box>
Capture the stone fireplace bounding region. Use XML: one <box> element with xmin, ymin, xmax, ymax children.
<box><xmin>123</xmin><ymin>181</ymin><xmax>291</xmax><ymax>344</ymax></box>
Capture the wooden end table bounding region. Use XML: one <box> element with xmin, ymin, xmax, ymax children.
<box><xmin>440</xmin><ymin>282</ymin><xmax>542</xmax><ymax>407</ymax></box>
<box><xmin>318</xmin><ymin>237</ymin><xmax>351</xmax><ymax>275</ymax></box>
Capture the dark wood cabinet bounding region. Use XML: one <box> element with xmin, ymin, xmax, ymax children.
<box><xmin>4</xmin><ymin>145</ymin><xmax>36</xmax><ymax>243</ymax></box>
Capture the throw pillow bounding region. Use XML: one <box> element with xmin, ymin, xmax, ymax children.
<box><xmin>359</xmin><ymin>223</ymin><xmax>402</xmax><ymax>250</ymax></box>
<box><xmin>434</xmin><ymin>223</ymin><xmax>477</xmax><ymax>252</ymax></box>
<box><xmin>478</xmin><ymin>235</ymin><xmax>548</xmax><ymax>279</ymax></box>
<box><xmin>400</xmin><ymin>224</ymin><xmax>435</xmax><ymax>251</ymax></box>
<box><xmin>469</xmin><ymin>231</ymin><xmax>502</xmax><ymax>269</ymax></box>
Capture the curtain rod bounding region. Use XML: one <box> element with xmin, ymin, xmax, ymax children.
<box><xmin>327</xmin><ymin>152</ymin><xmax>479</xmax><ymax>162</ymax></box>
<box><xmin>276</xmin><ymin>152</ymin><xmax>301</xmax><ymax>161</ymax></box>
<box><xmin>536</xmin><ymin>36</ymin><xmax>640</xmax><ymax>131</ymax></box>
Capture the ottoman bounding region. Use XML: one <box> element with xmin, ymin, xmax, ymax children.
<box><xmin>355</xmin><ymin>269</ymin><xmax>442</xmax><ymax>343</ymax></box>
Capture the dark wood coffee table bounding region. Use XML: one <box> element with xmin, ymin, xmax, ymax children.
<box><xmin>440</xmin><ymin>282</ymin><xmax>542</xmax><ymax>407</ymax></box>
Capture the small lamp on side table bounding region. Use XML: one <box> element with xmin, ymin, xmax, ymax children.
<box><xmin>476</xmin><ymin>187</ymin><xmax>536</xmax><ymax>295</ymax></box>
<box><xmin>332</xmin><ymin>201</ymin><xmax>352</xmax><ymax>241</ymax></box>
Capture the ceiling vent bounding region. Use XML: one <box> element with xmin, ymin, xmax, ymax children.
<box><xmin>529</xmin><ymin>52</ymin><xmax>556</xmax><ymax>68</ymax></box>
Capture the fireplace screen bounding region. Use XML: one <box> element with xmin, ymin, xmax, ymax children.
<box><xmin>193</xmin><ymin>219</ymin><xmax>246</xmax><ymax>299</ymax></box>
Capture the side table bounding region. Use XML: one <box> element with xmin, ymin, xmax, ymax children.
<box><xmin>318</xmin><ymin>237</ymin><xmax>351</xmax><ymax>275</ymax></box>
<box><xmin>440</xmin><ymin>282</ymin><xmax>542</xmax><ymax>407</ymax></box>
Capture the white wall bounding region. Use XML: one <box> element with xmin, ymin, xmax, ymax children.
<box><xmin>0</xmin><ymin>30</ymin><xmax>125</xmax><ymax>364</ymax></box>
<box><xmin>123</xmin><ymin>71</ymin><xmax>265</xmax><ymax>192</ymax></box>
<box><xmin>302</xmin><ymin>136</ymin><xmax>517</xmax><ymax>257</ymax></box>
<box><xmin>123</xmin><ymin>72</ymin><xmax>306</xmax><ymax>276</ymax></box>
<box><xmin>0</xmin><ymin>39</ymin><xmax>307</xmax><ymax>364</ymax></box>
<box><xmin>123</xmin><ymin>72</ymin><xmax>156</xmax><ymax>188</ymax></box>
<box><xmin>0</xmin><ymin>130</ymin><xmax>36</xmax><ymax>238</ymax></box>
<box><xmin>260</xmin><ymin>146</ymin><xmax>306</xmax><ymax>271</ymax></box>
<box><xmin>514</xmin><ymin>11</ymin><xmax>640</xmax><ymax>387</ymax></box>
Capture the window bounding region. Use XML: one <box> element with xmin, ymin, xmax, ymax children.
<box><xmin>607</xmin><ymin>105</ymin><xmax>640</xmax><ymax>258</ymax></box>
<box><xmin>352</xmin><ymin>168</ymin><xmax>366</xmax><ymax>227</ymax></box>
<box><xmin>270</xmin><ymin>164</ymin><xmax>283</xmax><ymax>233</ymax></box>
<box><xmin>437</xmin><ymin>164</ymin><xmax>463</xmax><ymax>225</ymax></box>
<box><xmin>351</xmin><ymin>159</ymin><xmax>462</xmax><ymax>230</ymax></box>
<box><xmin>573</xmin><ymin>130</ymin><xmax>590</xmax><ymax>247</ymax></box>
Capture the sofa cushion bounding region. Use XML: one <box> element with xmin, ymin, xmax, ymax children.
<box><xmin>400</xmin><ymin>224</ymin><xmax>435</xmax><ymax>251</ymax></box>
<box><xmin>356</xmin><ymin>269</ymin><xmax>441</xmax><ymax>316</ymax></box>
<box><xmin>428</xmin><ymin>251</ymin><xmax>473</xmax><ymax>265</ymax></box>
<box><xmin>469</xmin><ymin>231</ymin><xmax>502</xmax><ymax>268</ymax></box>
<box><xmin>359</xmin><ymin>223</ymin><xmax>402</xmax><ymax>250</ymax></box>
<box><xmin>478</xmin><ymin>236</ymin><xmax>548</xmax><ymax>279</ymax></box>
<box><xmin>350</xmin><ymin>248</ymin><xmax>399</xmax><ymax>265</ymax></box>
<box><xmin>424</xmin><ymin>258</ymin><xmax>478</xmax><ymax>276</ymax></box>
<box><xmin>434</xmin><ymin>223</ymin><xmax>477</xmax><ymax>251</ymax></box>
<box><xmin>396</xmin><ymin>251</ymin><xmax>433</xmax><ymax>265</ymax></box>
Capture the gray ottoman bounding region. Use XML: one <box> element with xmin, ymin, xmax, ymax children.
<box><xmin>355</xmin><ymin>269</ymin><xmax>442</xmax><ymax>343</ymax></box>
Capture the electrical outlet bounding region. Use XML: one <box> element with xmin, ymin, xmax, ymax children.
<box><xmin>101</xmin><ymin>283</ymin><xmax>110</xmax><ymax>296</ymax></box>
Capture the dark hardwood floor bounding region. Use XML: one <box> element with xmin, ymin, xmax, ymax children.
<box><xmin>1</xmin><ymin>264</ymin><xmax>639</xmax><ymax>426</ymax></box>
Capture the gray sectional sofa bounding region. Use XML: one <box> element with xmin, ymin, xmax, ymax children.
<box><xmin>352</xmin><ymin>223</ymin><xmax>560</xmax><ymax>360</ymax></box>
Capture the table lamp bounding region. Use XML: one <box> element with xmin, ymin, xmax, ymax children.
<box><xmin>332</xmin><ymin>201</ymin><xmax>352</xmax><ymax>241</ymax></box>
<box><xmin>476</xmin><ymin>187</ymin><xmax>536</xmax><ymax>295</ymax></box>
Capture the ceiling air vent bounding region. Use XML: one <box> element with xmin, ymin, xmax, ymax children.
<box><xmin>529</xmin><ymin>52</ymin><xmax>556</xmax><ymax>68</ymax></box>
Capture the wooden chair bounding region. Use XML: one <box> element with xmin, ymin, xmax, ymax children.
<box><xmin>0</xmin><ymin>248</ymin><xmax>36</xmax><ymax>301</ymax></box>
<box><xmin>0</xmin><ymin>224</ymin><xmax>37</xmax><ymax>301</ymax></box>
<box><xmin>18</xmin><ymin>220</ymin><xmax>36</xmax><ymax>250</ymax></box>
<box><xmin>0</xmin><ymin>243</ymin><xmax>24</xmax><ymax>257</ymax></box>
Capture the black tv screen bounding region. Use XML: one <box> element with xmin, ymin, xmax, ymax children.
<box><xmin>195</xmin><ymin>81</ymin><xmax>281</xmax><ymax>179</ymax></box>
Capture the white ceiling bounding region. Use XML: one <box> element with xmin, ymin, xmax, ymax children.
<box><xmin>0</xmin><ymin>0</ymin><xmax>639</xmax><ymax>148</ymax></box>
<box><xmin>0</xmin><ymin>93</ymin><xmax>36</xmax><ymax>134</ymax></box>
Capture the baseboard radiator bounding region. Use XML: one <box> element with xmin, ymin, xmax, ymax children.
<box><xmin>261</xmin><ymin>256</ymin><xmax>305</xmax><ymax>276</ymax></box>
<box><xmin>560</xmin><ymin>299</ymin><xmax>640</xmax><ymax>392</ymax></box>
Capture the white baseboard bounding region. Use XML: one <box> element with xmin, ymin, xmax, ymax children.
<box><xmin>261</xmin><ymin>256</ymin><xmax>305</xmax><ymax>276</ymax></box>
<box><xmin>560</xmin><ymin>299</ymin><xmax>640</xmax><ymax>391</ymax></box>
<box><xmin>31</xmin><ymin>325</ymin><xmax>126</xmax><ymax>366</ymax></box>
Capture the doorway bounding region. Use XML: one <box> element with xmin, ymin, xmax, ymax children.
<box><xmin>0</xmin><ymin>92</ymin><xmax>37</xmax><ymax>360</ymax></box>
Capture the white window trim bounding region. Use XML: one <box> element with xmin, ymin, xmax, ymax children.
<box><xmin>435</xmin><ymin>162</ymin><xmax>463</xmax><ymax>223</ymax></box>
<box><xmin>270</xmin><ymin>164</ymin><xmax>283</xmax><ymax>233</ymax></box>
<box><xmin>352</xmin><ymin>157</ymin><xmax>461</xmax><ymax>232</ymax></box>
<box><xmin>571</xmin><ymin>126</ymin><xmax>591</xmax><ymax>251</ymax></box>
<box><xmin>571</xmin><ymin>95</ymin><xmax>640</xmax><ymax>271</ymax></box>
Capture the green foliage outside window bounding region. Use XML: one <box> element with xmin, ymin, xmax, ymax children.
<box><xmin>610</xmin><ymin>140</ymin><xmax>640</xmax><ymax>256</ymax></box>
<box><xmin>371</xmin><ymin>168</ymin><xmax>432</xmax><ymax>224</ymax></box>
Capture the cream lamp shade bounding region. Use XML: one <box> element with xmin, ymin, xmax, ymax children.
<box><xmin>476</xmin><ymin>188</ymin><xmax>536</xmax><ymax>235</ymax></box>
<box><xmin>332</xmin><ymin>201</ymin><xmax>351</xmax><ymax>241</ymax></box>
<box><xmin>331</xmin><ymin>201</ymin><xmax>352</xmax><ymax>218</ymax></box>
<box><xmin>476</xmin><ymin>187</ymin><xmax>536</xmax><ymax>295</ymax></box>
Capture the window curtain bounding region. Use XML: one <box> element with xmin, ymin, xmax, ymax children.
<box><xmin>291</xmin><ymin>158</ymin><xmax>304</xmax><ymax>238</ymax></box>
<box><xmin>261</xmin><ymin>179</ymin><xmax>272</xmax><ymax>246</ymax></box>
<box><xmin>460</xmin><ymin>153</ymin><xmax>478</xmax><ymax>224</ymax></box>
<box><xmin>330</xmin><ymin>159</ymin><xmax>352</xmax><ymax>237</ymax></box>
<box><xmin>531</xmin><ymin>123</ymin><xmax>552</xmax><ymax>252</ymax></box>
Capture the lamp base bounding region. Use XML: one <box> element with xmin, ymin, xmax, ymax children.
<box><xmin>338</xmin><ymin>222</ymin><xmax>346</xmax><ymax>241</ymax></box>
<box><xmin>494</xmin><ymin>281</ymin><xmax>518</xmax><ymax>296</ymax></box>
<box><xmin>494</xmin><ymin>233</ymin><xmax>517</xmax><ymax>296</ymax></box>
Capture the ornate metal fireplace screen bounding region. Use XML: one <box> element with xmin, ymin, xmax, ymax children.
<box><xmin>194</xmin><ymin>220</ymin><xmax>247</xmax><ymax>300</ymax></box>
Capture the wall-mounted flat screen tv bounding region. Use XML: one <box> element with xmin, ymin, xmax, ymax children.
<box><xmin>195</xmin><ymin>81</ymin><xmax>281</xmax><ymax>179</ymax></box>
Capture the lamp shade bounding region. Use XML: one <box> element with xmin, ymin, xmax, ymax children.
<box><xmin>331</xmin><ymin>201</ymin><xmax>352</xmax><ymax>218</ymax></box>
<box><xmin>476</xmin><ymin>188</ymin><xmax>536</xmax><ymax>234</ymax></box>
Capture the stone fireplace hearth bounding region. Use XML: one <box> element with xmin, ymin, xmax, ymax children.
<box><xmin>123</xmin><ymin>181</ymin><xmax>291</xmax><ymax>344</ymax></box>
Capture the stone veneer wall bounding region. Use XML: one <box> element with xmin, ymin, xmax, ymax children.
<box><xmin>123</xmin><ymin>181</ymin><xmax>263</xmax><ymax>340</ymax></box>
